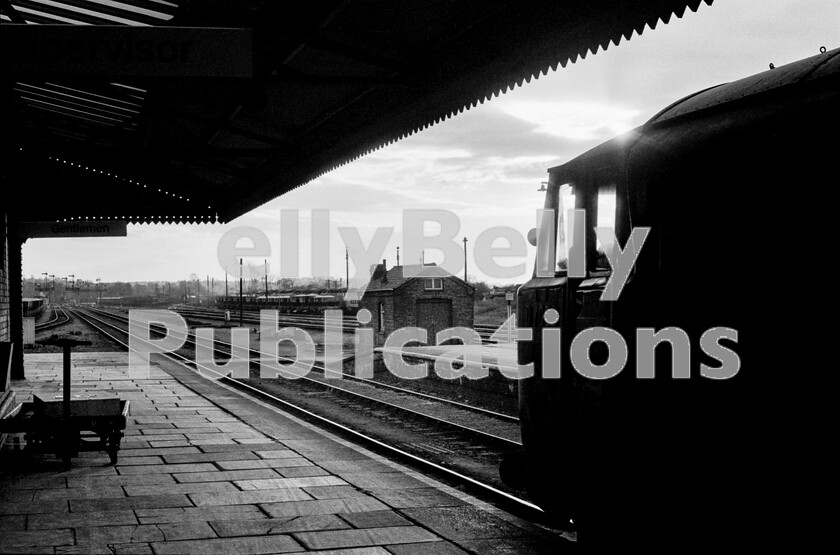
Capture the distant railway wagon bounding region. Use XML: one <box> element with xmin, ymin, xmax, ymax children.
<box><xmin>97</xmin><ymin>296</ymin><xmax>169</xmax><ymax>307</ymax></box>
<box><xmin>215</xmin><ymin>291</ymin><xmax>355</xmax><ymax>315</ymax></box>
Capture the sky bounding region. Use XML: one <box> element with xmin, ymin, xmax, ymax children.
<box><xmin>22</xmin><ymin>0</ymin><xmax>840</xmax><ymax>286</ymax></box>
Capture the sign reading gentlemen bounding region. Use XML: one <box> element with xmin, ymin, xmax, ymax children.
<box><xmin>18</xmin><ymin>221</ymin><xmax>127</xmax><ymax>239</ymax></box>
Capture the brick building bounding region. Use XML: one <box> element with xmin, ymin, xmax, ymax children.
<box><xmin>1</xmin><ymin>215</ymin><xmax>9</xmax><ymax>395</ymax></box>
<box><xmin>1</xmin><ymin>213</ymin><xmax>21</xmax><ymax>399</ymax></box>
<box><xmin>360</xmin><ymin>261</ymin><xmax>474</xmax><ymax>346</ymax></box>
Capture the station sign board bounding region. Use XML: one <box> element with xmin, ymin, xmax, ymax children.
<box><xmin>1</xmin><ymin>25</ymin><xmax>253</xmax><ymax>78</ymax></box>
<box><xmin>19</xmin><ymin>221</ymin><xmax>128</xmax><ymax>239</ymax></box>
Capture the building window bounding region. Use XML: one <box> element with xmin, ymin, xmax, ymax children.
<box><xmin>378</xmin><ymin>302</ymin><xmax>385</xmax><ymax>332</ymax></box>
<box><xmin>424</xmin><ymin>278</ymin><xmax>443</xmax><ymax>291</ymax></box>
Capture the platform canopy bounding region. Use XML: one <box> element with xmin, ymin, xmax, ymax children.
<box><xmin>1</xmin><ymin>0</ymin><xmax>713</xmax><ymax>225</ymax></box>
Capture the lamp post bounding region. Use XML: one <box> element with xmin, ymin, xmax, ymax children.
<box><xmin>264</xmin><ymin>259</ymin><xmax>268</xmax><ymax>300</ymax></box>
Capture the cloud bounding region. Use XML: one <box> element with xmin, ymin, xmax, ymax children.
<box><xmin>494</xmin><ymin>99</ymin><xmax>641</xmax><ymax>141</ymax></box>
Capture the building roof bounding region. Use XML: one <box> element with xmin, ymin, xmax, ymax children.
<box><xmin>2</xmin><ymin>0</ymin><xmax>714</xmax><ymax>225</ymax></box>
<box><xmin>364</xmin><ymin>263</ymin><xmax>473</xmax><ymax>294</ymax></box>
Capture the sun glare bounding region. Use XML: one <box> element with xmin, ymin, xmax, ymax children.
<box><xmin>496</xmin><ymin>100</ymin><xmax>641</xmax><ymax>141</ymax></box>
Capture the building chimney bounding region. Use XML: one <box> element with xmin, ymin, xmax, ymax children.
<box><xmin>381</xmin><ymin>259</ymin><xmax>387</xmax><ymax>283</ymax></box>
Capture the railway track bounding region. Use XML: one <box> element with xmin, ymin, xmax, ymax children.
<box><xmin>79</xmin><ymin>306</ymin><xmax>520</xmax><ymax>442</ymax></box>
<box><xmin>173</xmin><ymin>305</ymin><xmax>356</xmax><ymax>333</ymax></box>
<box><xmin>90</xmin><ymin>306</ymin><xmax>519</xmax><ymax>423</ymax></box>
<box><xmin>171</xmin><ymin>305</ymin><xmax>514</xmax><ymax>344</ymax></box>
<box><xmin>34</xmin><ymin>305</ymin><xmax>71</xmax><ymax>331</ymax></box>
<box><xmin>66</xmin><ymin>306</ymin><xmax>545</xmax><ymax>521</ymax></box>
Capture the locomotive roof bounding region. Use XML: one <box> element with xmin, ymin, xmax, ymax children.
<box><xmin>647</xmin><ymin>46</ymin><xmax>840</xmax><ymax>126</ymax></box>
<box><xmin>547</xmin><ymin>46</ymin><xmax>840</xmax><ymax>181</ymax></box>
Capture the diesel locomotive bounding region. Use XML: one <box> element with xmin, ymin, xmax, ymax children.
<box><xmin>507</xmin><ymin>48</ymin><xmax>838</xmax><ymax>551</ymax></box>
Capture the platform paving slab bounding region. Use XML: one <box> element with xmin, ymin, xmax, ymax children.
<box><xmin>1</xmin><ymin>352</ymin><xmax>575</xmax><ymax>554</ymax></box>
<box><xmin>276</xmin><ymin>465</ymin><xmax>332</xmax><ymax>478</ymax></box>
<box><xmin>209</xmin><ymin>514</ymin><xmax>350</xmax><ymax>537</ymax></box>
<box><xmin>337</xmin><ymin>510</ymin><xmax>413</xmax><ymax>529</ymax></box>
<box><xmin>385</xmin><ymin>544</ymin><xmax>472</xmax><ymax>555</ymax></box>
<box><xmin>292</xmin><ymin>525</ymin><xmax>440</xmax><ymax>550</ymax></box>
<box><xmin>150</xmin><ymin>534</ymin><xmax>303</xmax><ymax>554</ymax></box>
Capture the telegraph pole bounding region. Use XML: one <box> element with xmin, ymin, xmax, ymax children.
<box><xmin>345</xmin><ymin>248</ymin><xmax>349</xmax><ymax>290</ymax></box>
<box><xmin>239</xmin><ymin>258</ymin><xmax>243</xmax><ymax>326</ymax></box>
<box><xmin>42</xmin><ymin>272</ymin><xmax>50</xmax><ymax>303</ymax></box>
<box><xmin>264</xmin><ymin>259</ymin><xmax>268</xmax><ymax>300</ymax></box>
<box><xmin>462</xmin><ymin>237</ymin><xmax>468</xmax><ymax>283</ymax></box>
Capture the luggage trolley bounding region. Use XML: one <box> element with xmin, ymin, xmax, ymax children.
<box><xmin>0</xmin><ymin>336</ymin><xmax>129</xmax><ymax>468</ymax></box>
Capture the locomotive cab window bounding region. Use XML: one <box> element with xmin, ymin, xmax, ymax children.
<box><xmin>555</xmin><ymin>183</ymin><xmax>575</xmax><ymax>272</ymax></box>
<box><xmin>551</xmin><ymin>182</ymin><xmax>618</xmax><ymax>275</ymax></box>
<box><xmin>594</xmin><ymin>187</ymin><xmax>617</xmax><ymax>272</ymax></box>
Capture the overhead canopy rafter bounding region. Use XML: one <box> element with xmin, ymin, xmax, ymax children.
<box><xmin>1</xmin><ymin>0</ymin><xmax>715</xmax><ymax>225</ymax></box>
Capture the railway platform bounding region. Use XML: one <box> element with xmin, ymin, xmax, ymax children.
<box><xmin>0</xmin><ymin>352</ymin><xmax>574</xmax><ymax>554</ymax></box>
